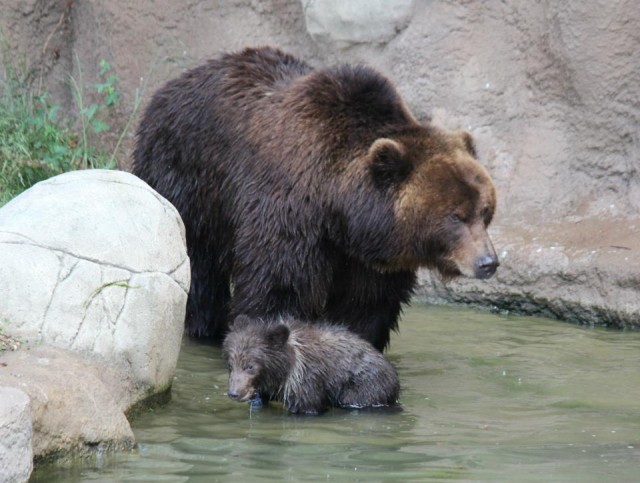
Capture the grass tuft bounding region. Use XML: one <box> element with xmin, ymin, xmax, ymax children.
<box><xmin>0</xmin><ymin>42</ymin><xmax>140</xmax><ymax>206</ymax></box>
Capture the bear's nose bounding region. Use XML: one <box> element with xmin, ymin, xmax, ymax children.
<box><xmin>474</xmin><ymin>255</ymin><xmax>499</xmax><ymax>279</ymax></box>
<box><xmin>228</xmin><ymin>391</ymin><xmax>239</xmax><ymax>400</ymax></box>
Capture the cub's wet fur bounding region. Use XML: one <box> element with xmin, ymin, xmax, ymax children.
<box><xmin>223</xmin><ymin>315</ymin><xmax>400</xmax><ymax>414</ymax></box>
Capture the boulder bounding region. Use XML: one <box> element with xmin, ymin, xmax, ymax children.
<box><xmin>0</xmin><ymin>169</ymin><xmax>189</xmax><ymax>462</ymax></box>
<box><xmin>0</xmin><ymin>387</ymin><xmax>32</xmax><ymax>483</ymax></box>
<box><xmin>0</xmin><ymin>346</ymin><xmax>137</xmax><ymax>463</ymax></box>
<box><xmin>301</xmin><ymin>0</ymin><xmax>415</xmax><ymax>48</ymax></box>
<box><xmin>0</xmin><ymin>169</ymin><xmax>189</xmax><ymax>388</ymax></box>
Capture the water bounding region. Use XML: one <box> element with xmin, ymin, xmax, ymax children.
<box><xmin>32</xmin><ymin>304</ymin><xmax>640</xmax><ymax>482</ymax></box>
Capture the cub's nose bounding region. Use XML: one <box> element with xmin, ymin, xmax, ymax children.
<box><xmin>227</xmin><ymin>391</ymin><xmax>239</xmax><ymax>400</ymax></box>
<box><xmin>474</xmin><ymin>255</ymin><xmax>499</xmax><ymax>279</ymax></box>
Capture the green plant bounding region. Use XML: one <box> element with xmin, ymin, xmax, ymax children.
<box><xmin>0</xmin><ymin>75</ymin><xmax>80</xmax><ymax>204</ymax></box>
<box><xmin>0</xmin><ymin>46</ymin><xmax>141</xmax><ymax>206</ymax></box>
<box><xmin>68</xmin><ymin>56</ymin><xmax>123</xmax><ymax>169</ymax></box>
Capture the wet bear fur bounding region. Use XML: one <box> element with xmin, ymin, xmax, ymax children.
<box><xmin>133</xmin><ymin>46</ymin><xmax>499</xmax><ymax>350</ymax></box>
<box><xmin>223</xmin><ymin>315</ymin><xmax>400</xmax><ymax>414</ymax></box>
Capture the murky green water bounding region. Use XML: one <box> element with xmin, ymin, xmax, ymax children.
<box><xmin>33</xmin><ymin>304</ymin><xmax>640</xmax><ymax>482</ymax></box>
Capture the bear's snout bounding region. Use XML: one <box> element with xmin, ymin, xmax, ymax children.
<box><xmin>227</xmin><ymin>386</ymin><xmax>256</xmax><ymax>402</ymax></box>
<box><xmin>474</xmin><ymin>254</ymin><xmax>499</xmax><ymax>279</ymax></box>
<box><xmin>448</xmin><ymin>221</ymin><xmax>499</xmax><ymax>280</ymax></box>
<box><xmin>228</xmin><ymin>371</ymin><xmax>257</xmax><ymax>402</ymax></box>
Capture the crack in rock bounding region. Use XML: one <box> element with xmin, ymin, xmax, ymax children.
<box><xmin>0</xmin><ymin>238</ymin><xmax>186</xmax><ymax>278</ymax></box>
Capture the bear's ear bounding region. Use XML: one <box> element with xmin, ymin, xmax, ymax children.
<box><xmin>231</xmin><ymin>314</ymin><xmax>254</xmax><ymax>331</ymax></box>
<box><xmin>267</xmin><ymin>324</ymin><xmax>290</xmax><ymax>348</ymax></box>
<box><xmin>368</xmin><ymin>138</ymin><xmax>413</xmax><ymax>189</ymax></box>
<box><xmin>455</xmin><ymin>130</ymin><xmax>477</xmax><ymax>158</ymax></box>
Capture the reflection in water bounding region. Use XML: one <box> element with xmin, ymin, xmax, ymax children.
<box><xmin>32</xmin><ymin>305</ymin><xmax>640</xmax><ymax>481</ymax></box>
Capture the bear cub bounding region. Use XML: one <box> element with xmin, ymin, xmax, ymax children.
<box><xmin>223</xmin><ymin>315</ymin><xmax>400</xmax><ymax>414</ymax></box>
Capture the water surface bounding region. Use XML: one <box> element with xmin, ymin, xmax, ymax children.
<box><xmin>33</xmin><ymin>305</ymin><xmax>640</xmax><ymax>481</ymax></box>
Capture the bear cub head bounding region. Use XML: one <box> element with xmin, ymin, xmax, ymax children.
<box><xmin>222</xmin><ymin>315</ymin><xmax>290</xmax><ymax>403</ymax></box>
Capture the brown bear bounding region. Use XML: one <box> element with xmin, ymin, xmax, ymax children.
<box><xmin>223</xmin><ymin>315</ymin><xmax>400</xmax><ymax>414</ymax></box>
<box><xmin>133</xmin><ymin>46</ymin><xmax>498</xmax><ymax>350</ymax></box>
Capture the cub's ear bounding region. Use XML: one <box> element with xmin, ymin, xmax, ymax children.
<box><xmin>368</xmin><ymin>138</ymin><xmax>413</xmax><ymax>189</ymax></box>
<box><xmin>267</xmin><ymin>324</ymin><xmax>290</xmax><ymax>348</ymax></box>
<box><xmin>231</xmin><ymin>314</ymin><xmax>254</xmax><ymax>331</ymax></box>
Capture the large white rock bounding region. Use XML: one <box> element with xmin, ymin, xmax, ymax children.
<box><xmin>0</xmin><ymin>387</ymin><xmax>33</xmax><ymax>483</ymax></box>
<box><xmin>0</xmin><ymin>169</ymin><xmax>190</xmax><ymax>463</ymax></box>
<box><xmin>301</xmin><ymin>0</ymin><xmax>415</xmax><ymax>48</ymax></box>
<box><xmin>0</xmin><ymin>169</ymin><xmax>189</xmax><ymax>390</ymax></box>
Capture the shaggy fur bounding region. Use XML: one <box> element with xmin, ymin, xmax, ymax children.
<box><xmin>133</xmin><ymin>46</ymin><xmax>498</xmax><ymax>349</ymax></box>
<box><xmin>223</xmin><ymin>315</ymin><xmax>400</xmax><ymax>414</ymax></box>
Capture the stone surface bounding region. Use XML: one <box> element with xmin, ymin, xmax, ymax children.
<box><xmin>0</xmin><ymin>169</ymin><xmax>189</xmax><ymax>462</ymax></box>
<box><xmin>417</xmin><ymin>219</ymin><xmax>640</xmax><ymax>328</ymax></box>
<box><xmin>1</xmin><ymin>1</ymin><xmax>638</xmax><ymax>324</ymax></box>
<box><xmin>0</xmin><ymin>169</ymin><xmax>189</xmax><ymax>388</ymax></box>
<box><xmin>0</xmin><ymin>387</ymin><xmax>33</xmax><ymax>483</ymax></box>
<box><xmin>301</xmin><ymin>0</ymin><xmax>415</xmax><ymax>48</ymax></box>
<box><xmin>0</xmin><ymin>346</ymin><xmax>135</xmax><ymax>462</ymax></box>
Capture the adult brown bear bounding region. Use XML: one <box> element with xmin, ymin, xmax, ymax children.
<box><xmin>133</xmin><ymin>47</ymin><xmax>498</xmax><ymax>351</ymax></box>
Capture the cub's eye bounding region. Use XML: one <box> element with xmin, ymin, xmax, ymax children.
<box><xmin>449</xmin><ymin>213</ymin><xmax>463</xmax><ymax>224</ymax></box>
<box><xmin>243</xmin><ymin>364</ymin><xmax>256</xmax><ymax>373</ymax></box>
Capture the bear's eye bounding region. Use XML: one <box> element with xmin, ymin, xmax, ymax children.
<box><xmin>244</xmin><ymin>364</ymin><xmax>256</xmax><ymax>374</ymax></box>
<box><xmin>449</xmin><ymin>213</ymin><xmax>464</xmax><ymax>224</ymax></box>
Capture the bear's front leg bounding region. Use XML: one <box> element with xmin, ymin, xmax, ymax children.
<box><xmin>326</xmin><ymin>260</ymin><xmax>416</xmax><ymax>351</ymax></box>
<box><xmin>229</xmin><ymin>235</ymin><xmax>330</xmax><ymax>322</ymax></box>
